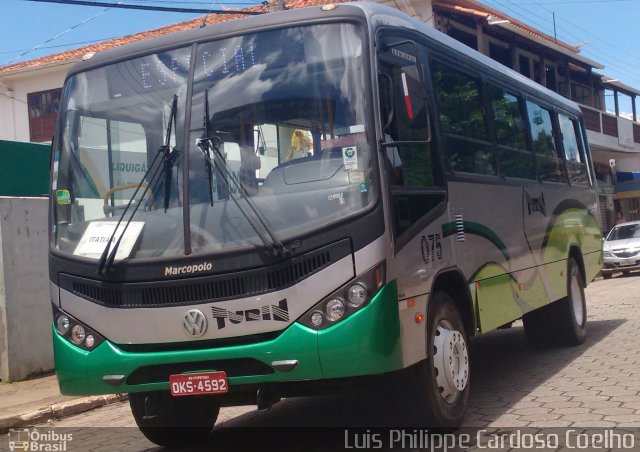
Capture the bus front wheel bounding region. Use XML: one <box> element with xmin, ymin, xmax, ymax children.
<box><xmin>129</xmin><ymin>391</ymin><xmax>219</xmax><ymax>447</ymax></box>
<box><xmin>413</xmin><ymin>291</ymin><xmax>470</xmax><ymax>427</ymax></box>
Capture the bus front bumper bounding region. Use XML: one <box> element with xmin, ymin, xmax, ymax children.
<box><xmin>54</xmin><ymin>282</ymin><xmax>403</xmax><ymax>396</ymax></box>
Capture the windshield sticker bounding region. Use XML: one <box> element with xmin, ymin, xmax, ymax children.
<box><xmin>348</xmin><ymin>171</ymin><xmax>365</xmax><ymax>184</ymax></box>
<box><xmin>342</xmin><ymin>146</ymin><xmax>358</xmax><ymax>170</ymax></box>
<box><xmin>73</xmin><ymin>221</ymin><xmax>144</xmax><ymax>261</ymax></box>
<box><xmin>360</xmin><ymin>183</ymin><xmax>368</xmax><ymax>193</ymax></box>
<box><xmin>55</xmin><ymin>189</ymin><xmax>71</xmax><ymax>205</ymax></box>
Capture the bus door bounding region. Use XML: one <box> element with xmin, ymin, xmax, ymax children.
<box><xmin>377</xmin><ymin>34</ymin><xmax>448</xmax><ymax>301</ymax></box>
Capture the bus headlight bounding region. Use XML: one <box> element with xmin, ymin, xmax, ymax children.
<box><xmin>52</xmin><ymin>305</ymin><xmax>104</xmax><ymax>351</ymax></box>
<box><xmin>70</xmin><ymin>325</ymin><xmax>86</xmax><ymax>345</ymax></box>
<box><xmin>84</xmin><ymin>334</ymin><xmax>96</xmax><ymax>349</ymax></box>
<box><xmin>298</xmin><ymin>261</ymin><xmax>385</xmax><ymax>330</ymax></box>
<box><xmin>347</xmin><ymin>283</ymin><xmax>368</xmax><ymax>307</ymax></box>
<box><xmin>325</xmin><ymin>298</ymin><xmax>346</xmax><ymax>321</ymax></box>
<box><xmin>310</xmin><ymin>311</ymin><xmax>324</xmax><ymax>327</ymax></box>
<box><xmin>55</xmin><ymin>315</ymin><xmax>70</xmax><ymax>335</ymax></box>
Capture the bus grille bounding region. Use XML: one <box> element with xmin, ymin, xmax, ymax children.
<box><xmin>59</xmin><ymin>239</ymin><xmax>350</xmax><ymax>308</ymax></box>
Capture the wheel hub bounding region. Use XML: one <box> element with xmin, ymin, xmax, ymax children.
<box><xmin>433</xmin><ymin>324</ymin><xmax>469</xmax><ymax>403</ymax></box>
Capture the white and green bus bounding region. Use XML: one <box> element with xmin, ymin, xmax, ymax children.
<box><xmin>49</xmin><ymin>2</ymin><xmax>602</xmax><ymax>445</ymax></box>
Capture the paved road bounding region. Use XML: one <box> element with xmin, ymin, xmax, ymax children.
<box><xmin>24</xmin><ymin>274</ymin><xmax>640</xmax><ymax>450</ymax></box>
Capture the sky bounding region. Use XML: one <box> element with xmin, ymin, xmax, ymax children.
<box><xmin>0</xmin><ymin>0</ymin><xmax>257</xmax><ymax>64</ymax></box>
<box><xmin>1</xmin><ymin>0</ymin><xmax>639</xmax><ymax>107</ymax></box>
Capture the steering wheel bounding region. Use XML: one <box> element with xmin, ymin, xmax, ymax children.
<box><xmin>103</xmin><ymin>183</ymin><xmax>152</xmax><ymax>216</ymax></box>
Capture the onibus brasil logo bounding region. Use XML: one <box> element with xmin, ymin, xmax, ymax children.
<box><xmin>8</xmin><ymin>428</ymin><xmax>72</xmax><ymax>452</ymax></box>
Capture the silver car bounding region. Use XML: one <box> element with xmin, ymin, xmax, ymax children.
<box><xmin>602</xmin><ymin>221</ymin><xmax>640</xmax><ymax>279</ymax></box>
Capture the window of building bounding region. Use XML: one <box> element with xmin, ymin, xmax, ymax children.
<box><xmin>545</xmin><ymin>63</ymin><xmax>557</xmax><ymax>92</ymax></box>
<box><xmin>571</xmin><ymin>83</ymin><xmax>591</xmax><ymax>106</ymax></box>
<box><xmin>28</xmin><ymin>88</ymin><xmax>62</xmax><ymax>142</ymax></box>
<box><xmin>432</xmin><ymin>60</ymin><xmax>495</xmax><ymax>176</ymax></box>
<box><xmin>489</xmin><ymin>42</ymin><xmax>511</xmax><ymax>68</ymax></box>
<box><xmin>449</xmin><ymin>27</ymin><xmax>478</xmax><ymax>51</ymax></box>
<box><xmin>519</xmin><ymin>55</ymin><xmax>530</xmax><ymax>78</ymax></box>
<box><xmin>488</xmin><ymin>84</ymin><xmax>535</xmax><ymax>179</ymax></box>
<box><xmin>526</xmin><ymin>100</ymin><xmax>566</xmax><ymax>183</ymax></box>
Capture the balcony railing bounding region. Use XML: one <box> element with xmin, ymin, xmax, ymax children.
<box><xmin>580</xmin><ymin>104</ymin><xmax>640</xmax><ymax>145</ymax></box>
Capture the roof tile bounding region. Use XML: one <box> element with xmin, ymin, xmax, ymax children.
<box><xmin>0</xmin><ymin>0</ymin><xmax>338</xmax><ymax>75</ymax></box>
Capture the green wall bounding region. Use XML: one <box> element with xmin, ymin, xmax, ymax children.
<box><xmin>0</xmin><ymin>140</ymin><xmax>50</xmax><ymax>197</ymax></box>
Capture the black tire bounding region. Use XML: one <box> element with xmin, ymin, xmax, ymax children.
<box><xmin>623</xmin><ymin>271</ymin><xmax>630</xmax><ymax>276</ymax></box>
<box><xmin>412</xmin><ymin>291</ymin><xmax>470</xmax><ymax>427</ymax></box>
<box><xmin>558</xmin><ymin>258</ymin><xmax>588</xmax><ymax>345</ymax></box>
<box><xmin>602</xmin><ymin>272</ymin><xmax>612</xmax><ymax>280</ymax></box>
<box><xmin>523</xmin><ymin>257</ymin><xmax>587</xmax><ymax>346</ymax></box>
<box><xmin>129</xmin><ymin>391</ymin><xmax>219</xmax><ymax>448</ymax></box>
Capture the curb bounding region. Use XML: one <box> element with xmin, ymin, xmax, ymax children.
<box><xmin>0</xmin><ymin>394</ymin><xmax>128</xmax><ymax>433</ymax></box>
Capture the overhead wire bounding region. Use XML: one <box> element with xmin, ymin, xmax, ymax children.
<box><xmin>200</xmin><ymin>0</ymin><xmax>220</xmax><ymax>27</ymax></box>
<box><xmin>21</xmin><ymin>0</ymin><xmax>262</xmax><ymax>14</ymax></box>
<box><xmin>4</xmin><ymin>1</ymin><xmax>120</xmax><ymax>65</ymax></box>
<box><xmin>522</xmin><ymin>0</ymin><xmax>640</xmax><ymax>70</ymax></box>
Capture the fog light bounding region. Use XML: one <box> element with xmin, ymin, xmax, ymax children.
<box><xmin>84</xmin><ymin>334</ymin><xmax>95</xmax><ymax>348</ymax></box>
<box><xmin>70</xmin><ymin>325</ymin><xmax>86</xmax><ymax>345</ymax></box>
<box><xmin>325</xmin><ymin>298</ymin><xmax>345</xmax><ymax>322</ymax></box>
<box><xmin>347</xmin><ymin>283</ymin><xmax>368</xmax><ymax>307</ymax></box>
<box><xmin>55</xmin><ymin>315</ymin><xmax>70</xmax><ymax>335</ymax></box>
<box><xmin>310</xmin><ymin>311</ymin><xmax>324</xmax><ymax>327</ymax></box>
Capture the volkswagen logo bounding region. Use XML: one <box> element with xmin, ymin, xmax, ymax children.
<box><xmin>183</xmin><ymin>309</ymin><xmax>208</xmax><ymax>337</ymax></box>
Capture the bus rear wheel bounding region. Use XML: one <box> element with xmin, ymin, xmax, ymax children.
<box><xmin>129</xmin><ymin>391</ymin><xmax>219</xmax><ymax>448</ymax></box>
<box><xmin>523</xmin><ymin>257</ymin><xmax>587</xmax><ymax>346</ymax></box>
<box><xmin>413</xmin><ymin>291</ymin><xmax>470</xmax><ymax>427</ymax></box>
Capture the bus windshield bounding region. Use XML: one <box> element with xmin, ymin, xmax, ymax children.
<box><xmin>52</xmin><ymin>22</ymin><xmax>374</xmax><ymax>261</ymax></box>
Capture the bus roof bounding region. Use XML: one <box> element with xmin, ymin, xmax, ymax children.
<box><xmin>66</xmin><ymin>2</ymin><xmax>581</xmax><ymax>116</ymax></box>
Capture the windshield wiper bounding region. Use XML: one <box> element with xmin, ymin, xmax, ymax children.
<box><xmin>163</xmin><ymin>95</ymin><xmax>180</xmax><ymax>212</ymax></box>
<box><xmin>198</xmin><ymin>89</ymin><xmax>290</xmax><ymax>257</ymax></box>
<box><xmin>97</xmin><ymin>95</ymin><xmax>179</xmax><ymax>274</ymax></box>
<box><xmin>196</xmin><ymin>136</ymin><xmax>290</xmax><ymax>257</ymax></box>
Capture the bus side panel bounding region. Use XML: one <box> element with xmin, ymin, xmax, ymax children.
<box><xmin>531</xmin><ymin>184</ymin><xmax>602</xmax><ymax>302</ymax></box>
<box><xmin>475</xmin><ymin>264</ymin><xmax>549</xmax><ymax>332</ymax></box>
<box><xmin>448</xmin><ymin>180</ymin><xmax>600</xmax><ymax>334</ymax></box>
<box><xmin>446</xmin><ymin>181</ymin><xmax>542</xmax><ymax>333</ymax></box>
<box><xmin>393</xmin><ymin>210</ymin><xmax>453</xmax><ymax>367</ymax></box>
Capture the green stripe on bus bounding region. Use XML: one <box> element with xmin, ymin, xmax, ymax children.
<box><xmin>443</xmin><ymin>221</ymin><xmax>510</xmax><ymax>261</ymax></box>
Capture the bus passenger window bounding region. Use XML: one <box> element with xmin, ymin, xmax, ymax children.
<box><xmin>558</xmin><ymin>114</ymin><xmax>589</xmax><ymax>186</ymax></box>
<box><xmin>488</xmin><ymin>84</ymin><xmax>535</xmax><ymax>179</ymax></box>
<box><xmin>431</xmin><ymin>61</ymin><xmax>495</xmax><ymax>176</ymax></box>
<box><xmin>526</xmin><ymin>101</ymin><xmax>566</xmax><ymax>183</ymax></box>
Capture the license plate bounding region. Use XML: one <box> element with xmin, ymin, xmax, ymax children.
<box><xmin>620</xmin><ymin>260</ymin><xmax>636</xmax><ymax>267</ymax></box>
<box><xmin>169</xmin><ymin>371</ymin><xmax>228</xmax><ymax>396</ymax></box>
